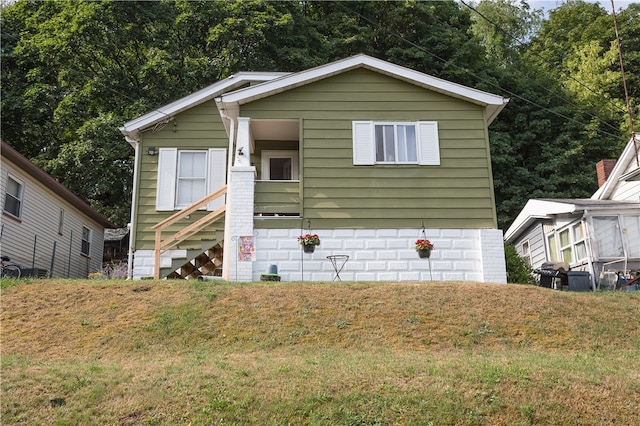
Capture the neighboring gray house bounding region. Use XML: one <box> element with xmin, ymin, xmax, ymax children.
<box><xmin>505</xmin><ymin>135</ymin><xmax>640</xmax><ymax>289</ymax></box>
<box><xmin>1</xmin><ymin>141</ymin><xmax>112</xmax><ymax>277</ymax></box>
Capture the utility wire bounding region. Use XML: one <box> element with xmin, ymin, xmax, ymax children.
<box><xmin>460</xmin><ymin>0</ymin><xmax>624</xmax><ymax>135</ymax></box>
<box><xmin>333</xmin><ymin>0</ymin><xmax>624</xmax><ymax>139</ymax></box>
<box><xmin>610</xmin><ymin>0</ymin><xmax>639</xmax><ymax>165</ymax></box>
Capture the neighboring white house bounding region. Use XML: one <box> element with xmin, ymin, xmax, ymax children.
<box><xmin>505</xmin><ymin>135</ymin><xmax>640</xmax><ymax>290</ymax></box>
<box><xmin>1</xmin><ymin>141</ymin><xmax>112</xmax><ymax>278</ymax></box>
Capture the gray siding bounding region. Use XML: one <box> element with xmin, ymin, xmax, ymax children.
<box><xmin>1</xmin><ymin>159</ymin><xmax>105</xmax><ymax>277</ymax></box>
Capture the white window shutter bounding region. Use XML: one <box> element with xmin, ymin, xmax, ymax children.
<box><xmin>156</xmin><ymin>148</ymin><xmax>177</xmax><ymax>211</ymax></box>
<box><xmin>417</xmin><ymin>121</ymin><xmax>440</xmax><ymax>165</ymax></box>
<box><xmin>352</xmin><ymin>121</ymin><xmax>375</xmax><ymax>165</ymax></box>
<box><xmin>207</xmin><ymin>148</ymin><xmax>227</xmax><ymax>211</ymax></box>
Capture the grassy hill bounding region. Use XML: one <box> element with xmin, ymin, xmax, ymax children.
<box><xmin>2</xmin><ymin>279</ymin><xmax>639</xmax><ymax>425</ymax></box>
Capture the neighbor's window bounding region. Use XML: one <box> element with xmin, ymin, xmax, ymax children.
<box><xmin>58</xmin><ymin>209</ymin><xmax>64</xmax><ymax>235</ymax></box>
<box><xmin>352</xmin><ymin>121</ymin><xmax>440</xmax><ymax>166</ymax></box>
<box><xmin>81</xmin><ymin>226</ymin><xmax>91</xmax><ymax>257</ymax></box>
<box><xmin>621</xmin><ymin>215</ymin><xmax>640</xmax><ymax>257</ymax></box>
<box><xmin>592</xmin><ymin>216</ymin><xmax>625</xmax><ymax>258</ymax></box>
<box><xmin>557</xmin><ymin>221</ymin><xmax>587</xmax><ymax>263</ymax></box>
<box><xmin>521</xmin><ymin>240</ymin><xmax>532</xmax><ymax>266</ymax></box>
<box><xmin>3</xmin><ymin>175</ymin><xmax>24</xmax><ymax>218</ymax></box>
<box><xmin>547</xmin><ymin>233</ymin><xmax>558</xmax><ymax>261</ymax></box>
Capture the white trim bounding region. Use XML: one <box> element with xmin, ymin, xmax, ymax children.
<box><xmin>352</xmin><ymin>120</ymin><xmax>440</xmax><ymax>166</ymax></box>
<box><xmin>592</xmin><ymin>134</ymin><xmax>639</xmax><ymax>200</ymax></box>
<box><xmin>260</xmin><ymin>150</ymin><xmax>299</xmax><ymax>180</ymax></box>
<box><xmin>119</xmin><ymin>72</ymin><xmax>288</xmax><ymax>143</ymax></box>
<box><xmin>217</xmin><ymin>54</ymin><xmax>509</xmax><ymax>124</ymax></box>
<box><xmin>3</xmin><ymin>173</ymin><xmax>25</xmax><ymax>219</ymax></box>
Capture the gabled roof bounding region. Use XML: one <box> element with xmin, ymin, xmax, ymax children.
<box><xmin>119</xmin><ymin>72</ymin><xmax>288</xmax><ymax>143</ymax></box>
<box><xmin>592</xmin><ymin>134</ymin><xmax>640</xmax><ymax>200</ymax></box>
<box><xmin>1</xmin><ymin>141</ymin><xmax>113</xmax><ymax>228</ymax></box>
<box><xmin>216</xmin><ymin>54</ymin><xmax>509</xmax><ymax>124</ymax></box>
<box><xmin>504</xmin><ymin>198</ymin><xmax>640</xmax><ymax>243</ymax></box>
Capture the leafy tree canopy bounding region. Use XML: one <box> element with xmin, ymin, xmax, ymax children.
<box><xmin>1</xmin><ymin>0</ymin><xmax>637</xmax><ymax>230</ymax></box>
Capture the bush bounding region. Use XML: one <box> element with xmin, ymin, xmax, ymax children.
<box><xmin>504</xmin><ymin>244</ymin><xmax>536</xmax><ymax>285</ymax></box>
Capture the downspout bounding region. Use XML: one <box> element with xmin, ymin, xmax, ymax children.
<box><xmin>582</xmin><ymin>209</ymin><xmax>596</xmax><ymax>291</ymax></box>
<box><xmin>125</xmin><ymin>136</ymin><xmax>140</xmax><ymax>280</ymax></box>
<box><xmin>219</xmin><ymin>109</ymin><xmax>236</xmax><ymax>281</ymax></box>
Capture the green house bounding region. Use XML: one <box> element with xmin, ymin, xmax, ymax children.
<box><xmin>120</xmin><ymin>55</ymin><xmax>509</xmax><ymax>282</ymax></box>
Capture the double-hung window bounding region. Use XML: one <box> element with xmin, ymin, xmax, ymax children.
<box><xmin>353</xmin><ymin>121</ymin><xmax>439</xmax><ymax>166</ymax></box>
<box><xmin>176</xmin><ymin>151</ymin><xmax>207</xmax><ymax>207</ymax></box>
<box><xmin>375</xmin><ymin>124</ymin><xmax>417</xmax><ymax>163</ymax></box>
<box><xmin>549</xmin><ymin>221</ymin><xmax>587</xmax><ymax>263</ymax></box>
<box><xmin>81</xmin><ymin>226</ymin><xmax>91</xmax><ymax>257</ymax></box>
<box><xmin>3</xmin><ymin>175</ymin><xmax>24</xmax><ymax>219</ymax></box>
<box><xmin>156</xmin><ymin>148</ymin><xmax>226</xmax><ymax>211</ymax></box>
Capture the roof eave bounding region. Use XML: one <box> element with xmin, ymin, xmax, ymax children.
<box><xmin>216</xmin><ymin>54</ymin><xmax>509</xmax><ymax>119</ymax></box>
<box><xmin>1</xmin><ymin>141</ymin><xmax>113</xmax><ymax>228</ymax></box>
<box><xmin>119</xmin><ymin>72</ymin><xmax>288</xmax><ymax>142</ymax></box>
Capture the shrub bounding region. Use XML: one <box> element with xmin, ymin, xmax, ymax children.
<box><xmin>504</xmin><ymin>244</ymin><xmax>536</xmax><ymax>285</ymax></box>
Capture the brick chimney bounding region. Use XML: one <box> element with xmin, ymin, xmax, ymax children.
<box><xmin>596</xmin><ymin>159</ymin><xmax>617</xmax><ymax>187</ymax></box>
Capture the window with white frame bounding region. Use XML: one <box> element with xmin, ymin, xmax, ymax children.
<box><xmin>521</xmin><ymin>240</ymin><xmax>532</xmax><ymax>266</ymax></box>
<box><xmin>547</xmin><ymin>233</ymin><xmax>559</xmax><ymax>262</ymax></box>
<box><xmin>592</xmin><ymin>216</ymin><xmax>625</xmax><ymax>258</ymax></box>
<box><xmin>261</xmin><ymin>150</ymin><xmax>299</xmax><ymax>180</ymax></box>
<box><xmin>556</xmin><ymin>221</ymin><xmax>587</xmax><ymax>263</ymax></box>
<box><xmin>3</xmin><ymin>175</ymin><xmax>24</xmax><ymax>218</ymax></box>
<box><xmin>156</xmin><ymin>148</ymin><xmax>226</xmax><ymax>211</ymax></box>
<box><xmin>176</xmin><ymin>151</ymin><xmax>207</xmax><ymax>207</ymax></box>
<box><xmin>352</xmin><ymin>121</ymin><xmax>440</xmax><ymax>166</ymax></box>
<box><xmin>81</xmin><ymin>226</ymin><xmax>91</xmax><ymax>256</ymax></box>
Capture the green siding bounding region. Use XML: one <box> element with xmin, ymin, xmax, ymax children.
<box><xmin>241</xmin><ymin>68</ymin><xmax>498</xmax><ymax>230</ymax></box>
<box><xmin>133</xmin><ymin>100</ymin><xmax>228</xmax><ymax>250</ymax></box>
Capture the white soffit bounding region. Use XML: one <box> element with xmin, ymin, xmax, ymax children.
<box><xmin>504</xmin><ymin>199</ymin><xmax>577</xmax><ymax>243</ymax></box>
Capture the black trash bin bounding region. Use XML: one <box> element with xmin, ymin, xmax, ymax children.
<box><xmin>567</xmin><ymin>271</ymin><xmax>591</xmax><ymax>291</ymax></box>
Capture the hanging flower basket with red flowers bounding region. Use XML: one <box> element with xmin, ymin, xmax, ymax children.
<box><xmin>414</xmin><ymin>239</ymin><xmax>434</xmax><ymax>258</ymax></box>
<box><xmin>298</xmin><ymin>233</ymin><xmax>320</xmax><ymax>253</ymax></box>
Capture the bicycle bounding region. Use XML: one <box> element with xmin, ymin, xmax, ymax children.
<box><xmin>1</xmin><ymin>256</ymin><xmax>21</xmax><ymax>278</ymax></box>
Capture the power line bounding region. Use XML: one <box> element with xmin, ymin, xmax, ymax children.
<box><xmin>333</xmin><ymin>0</ymin><xmax>624</xmax><ymax>140</ymax></box>
<box><xmin>460</xmin><ymin>0</ymin><xmax>625</xmax><ymax>134</ymax></box>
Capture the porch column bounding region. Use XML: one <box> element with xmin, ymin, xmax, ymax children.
<box><xmin>223</xmin><ymin>165</ymin><xmax>256</xmax><ymax>282</ymax></box>
<box><xmin>235</xmin><ymin>117</ymin><xmax>252</xmax><ymax>167</ymax></box>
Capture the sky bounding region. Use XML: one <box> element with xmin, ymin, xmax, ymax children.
<box><xmin>527</xmin><ymin>0</ymin><xmax>636</xmax><ymax>13</ymax></box>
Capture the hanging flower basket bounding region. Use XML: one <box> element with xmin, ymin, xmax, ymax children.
<box><xmin>414</xmin><ymin>239</ymin><xmax>434</xmax><ymax>259</ymax></box>
<box><xmin>418</xmin><ymin>249</ymin><xmax>431</xmax><ymax>259</ymax></box>
<box><xmin>298</xmin><ymin>233</ymin><xmax>320</xmax><ymax>254</ymax></box>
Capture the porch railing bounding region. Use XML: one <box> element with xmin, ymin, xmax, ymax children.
<box><xmin>151</xmin><ymin>185</ymin><xmax>227</xmax><ymax>279</ymax></box>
